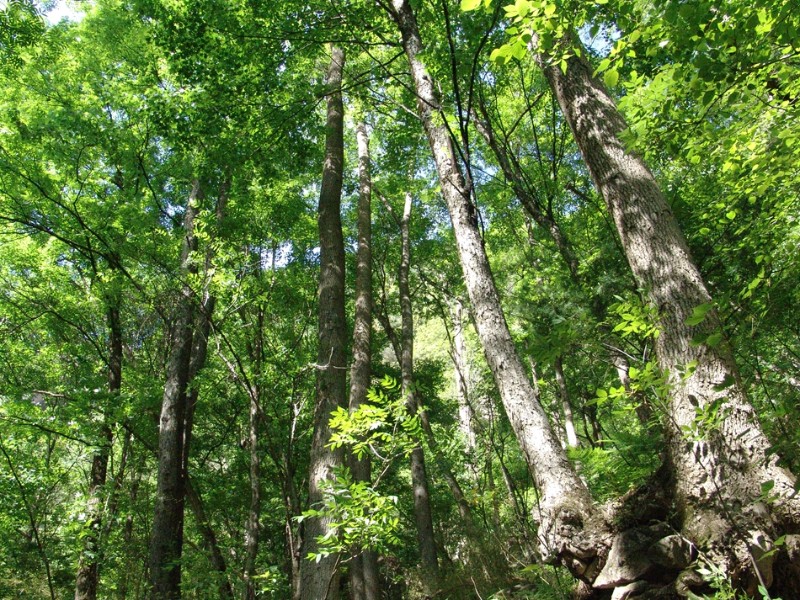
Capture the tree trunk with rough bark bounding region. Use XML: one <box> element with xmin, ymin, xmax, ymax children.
<box><xmin>298</xmin><ymin>45</ymin><xmax>347</xmax><ymax>600</ymax></box>
<box><xmin>540</xmin><ymin>36</ymin><xmax>800</xmax><ymax>594</ymax></box>
<box><xmin>388</xmin><ymin>0</ymin><xmax>599</xmax><ymax>565</ymax></box>
<box><xmin>74</xmin><ymin>300</ymin><xmax>122</xmax><ymax>600</ymax></box>
<box><xmin>348</xmin><ymin>121</ymin><xmax>380</xmax><ymax>600</ymax></box>
<box><xmin>148</xmin><ymin>181</ymin><xmax>201</xmax><ymax>600</ymax></box>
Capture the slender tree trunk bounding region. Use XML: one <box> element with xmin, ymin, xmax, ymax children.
<box><xmin>388</xmin><ymin>0</ymin><xmax>597</xmax><ymax>563</ymax></box>
<box><xmin>74</xmin><ymin>299</ymin><xmax>122</xmax><ymax>600</ymax></box>
<box><xmin>348</xmin><ymin>121</ymin><xmax>380</xmax><ymax>600</ymax></box>
<box><xmin>397</xmin><ymin>191</ymin><xmax>440</xmax><ymax>588</ymax></box>
<box><xmin>451</xmin><ymin>300</ymin><xmax>478</xmax><ymax>455</ymax></box>
<box><xmin>554</xmin><ymin>356</ymin><xmax>579</xmax><ymax>448</ymax></box>
<box><xmin>609</xmin><ymin>348</ymin><xmax>652</xmax><ymax>425</ymax></box>
<box><xmin>148</xmin><ymin>181</ymin><xmax>202</xmax><ymax>600</ymax></box>
<box><xmin>298</xmin><ymin>45</ymin><xmax>347</xmax><ymax>600</ymax></box>
<box><xmin>244</xmin><ymin>361</ymin><xmax>262</xmax><ymax>600</ymax></box>
<box><xmin>540</xmin><ymin>36</ymin><xmax>800</xmax><ymax>589</ymax></box>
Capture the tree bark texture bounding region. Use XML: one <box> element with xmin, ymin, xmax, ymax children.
<box><xmin>541</xmin><ymin>37</ymin><xmax>800</xmax><ymax>590</ymax></box>
<box><xmin>348</xmin><ymin>121</ymin><xmax>380</xmax><ymax>600</ymax></box>
<box><xmin>389</xmin><ymin>0</ymin><xmax>597</xmax><ymax>561</ymax></box>
<box><xmin>148</xmin><ymin>180</ymin><xmax>201</xmax><ymax>600</ymax></box>
<box><xmin>74</xmin><ymin>300</ymin><xmax>122</xmax><ymax>600</ymax></box>
<box><xmin>298</xmin><ymin>44</ymin><xmax>347</xmax><ymax>600</ymax></box>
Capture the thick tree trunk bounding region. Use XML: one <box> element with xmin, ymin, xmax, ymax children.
<box><xmin>148</xmin><ymin>181</ymin><xmax>201</xmax><ymax>599</ymax></box>
<box><xmin>398</xmin><ymin>191</ymin><xmax>440</xmax><ymax>587</ymax></box>
<box><xmin>348</xmin><ymin>121</ymin><xmax>380</xmax><ymax>600</ymax></box>
<box><xmin>388</xmin><ymin>0</ymin><xmax>598</xmax><ymax>563</ymax></box>
<box><xmin>74</xmin><ymin>300</ymin><xmax>122</xmax><ymax>600</ymax></box>
<box><xmin>298</xmin><ymin>45</ymin><xmax>347</xmax><ymax>600</ymax></box>
<box><xmin>541</xmin><ymin>37</ymin><xmax>800</xmax><ymax>592</ymax></box>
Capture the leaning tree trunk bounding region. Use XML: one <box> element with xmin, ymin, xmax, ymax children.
<box><xmin>398</xmin><ymin>191</ymin><xmax>440</xmax><ymax>590</ymax></box>
<box><xmin>348</xmin><ymin>121</ymin><xmax>380</xmax><ymax>600</ymax></box>
<box><xmin>148</xmin><ymin>181</ymin><xmax>202</xmax><ymax>600</ymax></box>
<box><xmin>74</xmin><ymin>297</ymin><xmax>122</xmax><ymax>600</ymax></box>
<box><xmin>298</xmin><ymin>45</ymin><xmax>347</xmax><ymax>600</ymax></box>
<box><xmin>388</xmin><ymin>0</ymin><xmax>599</xmax><ymax>564</ymax></box>
<box><xmin>540</xmin><ymin>36</ymin><xmax>800</xmax><ymax>592</ymax></box>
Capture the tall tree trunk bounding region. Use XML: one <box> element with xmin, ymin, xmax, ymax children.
<box><xmin>387</xmin><ymin>0</ymin><xmax>597</xmax><ymax>562</ymax></box>
<box><xmin>348</xmin><ymin>121</ymin><xmax>380</xmax><ymax>600</ymax></box>
<box><xmin>298</xmin><ymin>44</ymin><xmax>347</xmax><ymax>600</ymax></box>
<box><xmin>148</xmin><ymin>181</ymin><xmax>201</xmax><ymax>599</ymax></box>
<box><xmin>74</xmin><ymin>298</ymin><xmax>122</xmax><ymax>600</ymax></box>
<box><xmin>540</xmin><ymin>36</ymin><xmax>800</xmax><ymax>589</ymax></box>
<box><xmin>398</xmin><ymin>191</ymin><xmax>440</xmax><ymax>587</ymax></box>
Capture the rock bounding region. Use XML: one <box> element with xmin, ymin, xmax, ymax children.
<box><xmin>648</xmin><ymin>534</ymin><xmax>695</xmax><ymax>570</ymax></box>
<box><xmin>611</xmin><ymin>580</ymin><xmax>649</xmax><ymax>599</ymax></box>
<box><xmin>675</xmin><ymin>568</ymin><xmax>704</xmax><ymax>597</ymax></box>
<box><xmin>594</xmin><ymin>529</ymin><xmax>654</xmax><ymax>588</ymax></box>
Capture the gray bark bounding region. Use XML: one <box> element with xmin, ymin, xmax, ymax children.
<box><xmin>388</xmin><ymin>0</ymin><xmax>596</xmax><ymax>561</ymax></box>
<box><xmin>348</xmin><ymin>121</ymin><xmax>380</xmax><ymax>600</ymax></box>
<box><xmin>451</xmin><ymin>300</ymin><xmax>478</xmax><ymax>455</ymax></box>
<box><xmin>298</xmin><ymin>45</ymin><xmax>347</xmax><ymax>600</ymax></box>
<box><xmin>540</xmin><ymin>36</ymin><xmax>800</xmax><ymax>586</ymax></box>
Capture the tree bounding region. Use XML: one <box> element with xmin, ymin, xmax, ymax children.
<box><xmin>298</xmin><ymin>44</ymin><xmax>348</xmax><ymax>600</ymax></box>
<box><xmin>348</xmin><ymin>121</ymin><xmax>380</xmax><ymax>600</ymax></box>
<box><xmin>538</xmin><ymin>32</ymin><xmax>800</xmax><ymax>592</ymax></box>
<box><xmin>386</xmin><ymin>0</ymin><xmax>598</xmax><ymax>563</ymax></box>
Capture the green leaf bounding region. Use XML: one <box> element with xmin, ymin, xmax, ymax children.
<box><xmin>460</xmin><ymin>0</ymin><xmax>482</xmax><ymax>11</ymax></box>
<box><xmin>604</xmin><ymin>69</ymin><xmax>619</xmax><ymax>88</ymax></box>
<box><xmin>685</xmin><ymin>302</ymin><xmax>713</xmax><ymax>326</ymax></box>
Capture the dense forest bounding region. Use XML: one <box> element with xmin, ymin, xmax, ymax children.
<box><xmin>1</xmin><ymin>0</ymin><xmax>799</xmax><ymax>598</ymax></box>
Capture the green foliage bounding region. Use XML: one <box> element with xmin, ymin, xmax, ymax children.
<box><xmin>328</xmin><ymin>375</ymin><xmax>423</xmax><ymax>463</ymax></box>
<box><xmin>609</xmin><ymin>296</ymin><xmax>661</xmax><ymax>340</ymax></box>
<box><xmin>299</xmin><ymin>468</ymin><xmax>402</xmax><ymax>561</ymax></box>
<box><xmin>569</xmin><ymin>431</ymin><xmax>661</xmax><ymax>502</ymax></box>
